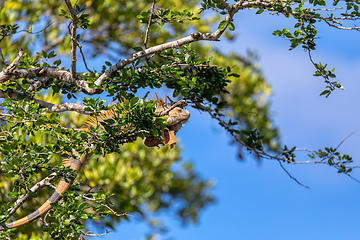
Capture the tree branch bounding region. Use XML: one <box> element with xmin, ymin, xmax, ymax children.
<box><xmin>3</xmin><ymin>172</ymin><xmax>57</xmax><ymax>222</ymax></box>
<box><xmin>0</xmin><ymin>66</ymin><xmax>101</xmax><ymax>94</ymax></box>
<box><xmin>278</xmin><ymin>160</ymin><xmax>309</xmax><ymax>188</ymax></box>
<box><xmin>0</xmin><ymin>89</ymin><xmax>89</xmax><ymax>114</ymax></box>
<box><xmin>94</xmin><ymin>31</ymin><xmax>223</xmax><ymax>88</ymax></box>
<box><xmin>1</xmin><ymin>48</ymin><xmax>24</xmax><ymax>76</ymax></box>
<box><xmin>1</xmin><ymin>32</ymin><xmax>226</xmax><ymax>95</ymax></box>
<box><xmin>143</xmin><ymin>0</ymin><xmax>158</xmax><ymax>49</ymax></box>
<box><xmin>65</xmin><ymin>0</ymin><xmax>78</xmax><ymax>78</ymax></box>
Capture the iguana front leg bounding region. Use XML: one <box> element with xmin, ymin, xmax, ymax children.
<box><xmin>144</xmin><ymin>129</ymin><xmax>177</xmax><ymax>148</ymax></box>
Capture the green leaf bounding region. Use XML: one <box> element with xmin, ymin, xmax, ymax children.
<box><xmin>28</xmin><ymin>190</ymin><xmax>37</xmax><ymax>198</ymax></box>
<box><xmin>7</xmin><ymin>191</ymin><xmax>18</xmax><ymax>198</ymax></box>
<box><xmin>53</xmin><ymin>59</ymin><xmax>61</xmax><ymax>66</ymax></box>
<box><xmin>294</xmin><ymin>22</ymin><xmax>301</xmax><ymax>28</ymax></box>
<box><xmin>228</xmin><ymin>22</ymin><xmax>235</xmax><ymax>31</ymax></box>
<box><xmin>218</xmin><ymin>20</ymin><xmax>228</xmax><ymax>31</ymax></box>
<box><xmin>173</xmin><ymin>88</ymin><xmax>180</xmax><ymax>97</ymax></box>
<box><xmin>132</xmin><ymin>46</ymin><xmax>143</xmax><ymax>51</ymax></box>
<box><xmin>35</xmin><ymin>119</ymin><xmax>45</xmax><ymax>126</ymax></box>
<box><xmin>319</xmin><ymin>90</ymin><xmax>330</xmax><ymax>96</ymax></box>
<box><xmin>256</xmin><ymin>8</ymin><xmax>264</xmax><ymax>14</ymax></box>
<box><xmin>130</xmin><ymin>97</ymin><xmax>139</xmax><ymax>107</ymax></box>
<box><xmin>5</xmin><ymin>171</ymin><xmax>15</xmax><ymax>178</ymax></box>
<box><xmin>79</xmin><ymin>202</ymin><xmax>87</xmax><ymax>210</ymax></box>
<box><xmin>0</xmin><ymin>84</ymin><xmax>8</xmax><ymax>91</ymax></box>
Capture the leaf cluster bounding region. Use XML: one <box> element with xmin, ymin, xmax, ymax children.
<box><xmin>137</xmin><ymin>9</ymin><xmax>199</xmax><ymax>26</ymax></box>
<box><xmin>309</xmin><ymin>147</ymin><xmax>354</xmax><ymax>173</ymax></box>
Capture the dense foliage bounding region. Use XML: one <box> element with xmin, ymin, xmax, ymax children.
<box><xmin>1</xmin><ymin>0</ymin><xmax>359</xmax><ymax>239</ymax></box>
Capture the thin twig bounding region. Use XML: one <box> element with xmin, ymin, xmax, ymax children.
<box><xmin>81</xmin><ymin>194</ymin><xmax>133</xmax><ymax>217</ymax></box>
<box><xmin>0</xmin><ymin>47</ymin><xmax>8</xmax><ymax>66</ymax></box>
<box><xmin>17</xmin><ymin>21</ymin><xmax>54</xmax><ymax>35</ymax></box>
<box><xmin>65</xmin><ymin>0</ymin><xmax>78</xmax><ymax>79</ymax></box>
<box><xmin>278</xmin><ymin>160</ymin><xmax>310</xmax><ymax>188</ymax></box>
<box><xmin>144</xmin><ymin>0</ymin><xmax>158</xmax><ymax>49</ymax></box>
<box><xmin>83</xmin><ymin>229</ymin><xmax>112</xmax><ymax>237</ymax></box>
<box><xmin>344</xmin><ymin>173</ymin><xmax>360</xmax><ymax>184</ymax></box>
<box><xmin>78</xmin><ymin>43</ymin><xmax>93</xmax><ymax>73</ymax></box>
<box><xmin>336</xmin><ymin>130</ymin><xmax>357</xmax><ymax>150</ymax></box>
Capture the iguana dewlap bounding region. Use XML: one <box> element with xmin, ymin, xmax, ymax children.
<box><xmin>144</xmin><ymin>129</ymin><xmax>177</xmax><ymax>148</ymax></box>
<box><xmin>0</xmin><ymin>97</ymin><xmax>189</xmax><ymax>230</ymax></box>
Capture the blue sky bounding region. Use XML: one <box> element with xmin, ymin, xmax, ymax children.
<box><xmin>85</xmin><ymin>7</ymin><xmax>360</xmax><ymax>240</ymax></box>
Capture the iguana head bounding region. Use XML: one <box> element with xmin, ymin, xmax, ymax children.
<box><xmin>155</xmin><ymin>99</ymin><xmax>190</xmax><ymax>133</ymax></box>
<box><xmin>145</xmin><ymin>99</ymin><xmax>190</xmax><ymax>148</ymax></box>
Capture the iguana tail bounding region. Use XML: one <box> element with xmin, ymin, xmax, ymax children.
<box><xmin>0</xmin><ymin>151</ymin><xmax>92</xmax><ymax>230</ymax></box>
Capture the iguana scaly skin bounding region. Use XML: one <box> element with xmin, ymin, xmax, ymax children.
<box><xmin>0</xmin><ymin>97</ymin><xmax>190</xmax><ymax>230</ymax></box>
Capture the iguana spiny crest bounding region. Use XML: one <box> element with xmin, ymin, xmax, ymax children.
<box><xmin>0</xmin><ymin>96</ymin><xmax>190</xmax><ymax>230</ymax></box>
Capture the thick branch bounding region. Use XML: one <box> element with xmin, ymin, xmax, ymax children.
<box><xmin>27</xmin><ymin>77</ymin><xmax>48</xmax><ymax>92</ymax></box>
<box><xmin>94</xmin><ymin>31</ymin><xmax>223</xmax><ymax>87</ymax></box>
<box><xmin>0</xmin><ymin>31</ymin><xmax>225</xmax><ymax>95</ymax></box>
<box><xmin>234</xmin><ymin>0</ymin><xmax>272</xmax><ymax>13</ymax></box>
<box><xmin>0</xmin><ymin>89</ymin><xmax>89</xmax><ymax>114</ymax></box>
<box><xmin>0</xmin><ymin>67</ymin><xmax>101</xmax><ymax>94</ymax></box>
<box><xmin>36</xmin><ymin>99</ymin><xmax>89</xmax><ymax>114</ymax></box>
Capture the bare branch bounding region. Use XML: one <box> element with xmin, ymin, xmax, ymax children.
<box><xmin>78</xmin><ymin>43</ymin><xmax>93</xmax><ymax>73</ymax></box>
<box><xmin>336</xmin><ymin>130</ymin><xmax>357</xmax><ymax>150</ymax></box>
<box><xmin>234</xmin><ymin>0</ymin><xmax>272</xmax><ymax>13</ymax></box>
<box><xmin>278</xmin><ymin>160</ymin><xmax>309</xmax><ymax>188</ymax></box>
<box><xmin>310</xmin><ymin>7</ymin><xmax>344</xmax><ymax>12</ymax></box>
<box><xmin>82</xmin><ymin>194</ymin><xmax>133</xmax><ymax>217</ymax></box>
<box><xmin>0</xmin><ymin>33</ymin><xmax>226</xmax><ymax>95</ymax></box>
<box><xmin>1</xmin><ymin>48</ymin><xmax>24</xmax><ymax>76</ymax></box>
<box><xmin>27</xmin><ymin>77</ymin><xmax>49</xmax><ymax>92</ymax></box>
<box><xmin>34</xmin><ymin>99</ymin><xmax>89</xmax><ymax>114</ymax></box>
<box><xmin>0</xmin><ymin>67</ymin><xmax>101</xmax><ymax>94</ymax></box>
<box><xmin>0</xmin><ymin>47</ymin><xmax>8</xmax><ymax>67</ymax></box>
<box><xmin>0</xmin><ymin>89</ymin><xmax>89</xmax><ymax>114</ymax></box>
<box><xmin>17</xmin><ymin>21</ymin><xmax>54</xmax><ymax>35</ymax></box>
<box><xmin>82</xmin><ymin>229</ymin><xmax>112</xmax><ymax>237</ymax></box>
<box><xmin>344</xmin><ymin>173</ymin><xmax>360</xmax><ymax>184</ymax></box>
<box><xmin>65</xmin><ymin>0</ymin><xmax>78</xmax><ymax>78</ymax></box>
<box><xmin>144</xmin><ymin>0</ymin><xmax>158</xmax><ymax>49</ymax></box>
<box><xmin>319</xmin><ymin>15</ymin><xmax>360</xmax><ymax>31</ymax></box>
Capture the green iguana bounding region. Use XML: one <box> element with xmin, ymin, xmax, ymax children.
<box><xmin>0</xmin><ymin>96</ymin><xmax>190</xmax><ymax>230</ymax></box>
